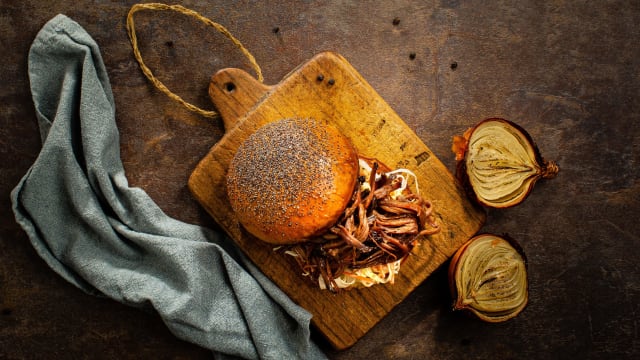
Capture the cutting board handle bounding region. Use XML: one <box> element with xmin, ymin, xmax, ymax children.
<box><xmin>208</xmin><ymin>68</ymin><xmax>272</xmax><ymax>131</ymax></box>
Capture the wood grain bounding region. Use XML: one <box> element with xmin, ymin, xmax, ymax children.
<box><xmin>188</xmin><ymin>52</ymin><xmax>485</xmax><ymax>350</ymax></box>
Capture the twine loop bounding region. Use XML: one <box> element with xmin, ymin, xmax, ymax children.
<box><xmin>126</xmin><ymin>3</ymin><xmax>263</xmax><ymax>118</ymax></box>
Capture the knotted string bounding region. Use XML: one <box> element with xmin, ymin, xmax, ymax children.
<box><xmin>126</xmin><ymin>3</ymin><xmax>263</xmax><ymax>118</ymax></box>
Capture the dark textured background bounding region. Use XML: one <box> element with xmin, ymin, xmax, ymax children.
<box><xmin>1</xmin><ymin>1</ymin><xmax>638</xmax><ymax>359</ymax></box>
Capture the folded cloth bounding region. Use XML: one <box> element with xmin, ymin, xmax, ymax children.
<box><xmin>11</xmin><ymin>14</ymin><xmax>326</xmax><ymax>360</ymax></box>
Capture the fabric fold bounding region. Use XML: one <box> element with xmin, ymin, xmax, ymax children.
<box><xmin>12</xmin><ymin>14</ymin><xmax>325</xmax><ymax>360</ymax></box>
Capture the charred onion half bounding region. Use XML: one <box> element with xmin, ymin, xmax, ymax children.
<box><xmin>280</xmin><ymin>158</ymin><xmax>440</xmax><ymax>292</ymax></box>
<box><xmin>448</xmin><ymin>234</ymin><xmax>528</xmax><ymax>322</ymax></box>
<box><xmin>452</xmin><ymin>118</ymin><xmax>559</xmax><ymax>208</ymax></box>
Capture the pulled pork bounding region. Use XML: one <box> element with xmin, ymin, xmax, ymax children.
<box><xmin>281</xmin><ymin>161</ymin><xmax>440</xmax><ymax>292</ymax></box>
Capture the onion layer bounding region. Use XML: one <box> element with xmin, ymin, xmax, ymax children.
<box><xmin>448</xmin><ymin>234</ymin><xmax>528</xmax><ymax>322</ymax></box>
<box><xmin>452</xmin><ymin>118</ymin><xmax>558</xmax><ymax>208</ymax></box>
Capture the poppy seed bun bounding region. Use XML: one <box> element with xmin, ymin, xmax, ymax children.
<box><xmin>226</xmin><ymin>118</ymin><xmax>359</xmax><ymax>244</ymax></box>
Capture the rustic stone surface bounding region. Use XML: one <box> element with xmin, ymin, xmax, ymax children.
<box><xmin>1</xmin><ymin>1</ymin><xmax>639</xmax><ymax>359</ymax></box>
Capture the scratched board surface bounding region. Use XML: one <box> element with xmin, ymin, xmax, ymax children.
<box><xmin>188</xmin><ymin>52</ymin><xmax>485</xmax><ymax>350</ymax></box>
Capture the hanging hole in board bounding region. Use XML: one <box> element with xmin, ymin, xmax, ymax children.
<box><xmin>225</xmin><ymin>82</ymin><xmax>236</xmax><ymax>92</ymax></box>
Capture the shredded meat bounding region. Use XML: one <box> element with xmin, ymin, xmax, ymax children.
<box><xmin>280</xmin><ymin>162</ymin><xmax>440</xmax><ymax>292</ymax></box>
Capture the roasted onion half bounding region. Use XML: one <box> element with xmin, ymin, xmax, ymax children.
<box><xmin>448</xmin><ymin>234</ymin><xmax>528</xmax><ymax>323</ymax></box>
<box><xmin>452</xmin><ymin>118</ymin><xmax>559</xmax><ymax>208</ymax></box>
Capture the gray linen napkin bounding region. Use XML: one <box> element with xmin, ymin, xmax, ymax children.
<box><xmin>11</xmin><ymin>14</ymin><xmax>326</xmax><ymax>360</ymax></box>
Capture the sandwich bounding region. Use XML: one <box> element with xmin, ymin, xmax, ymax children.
<box><xmin>226</xmin><ymin>117</ymin><xmax>439</xmax><ymax>291</ymax></box>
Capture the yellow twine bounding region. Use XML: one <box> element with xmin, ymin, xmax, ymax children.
<box><xmin>126</xmin><ymin>3</ymin><xmax>263</xmax><ymax>118</ymax></box>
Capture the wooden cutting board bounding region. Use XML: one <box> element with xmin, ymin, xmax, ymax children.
<box><xmin>188</xmin><ymin>51</ymin><xmax>485</xmax><ymax>350</ymax></box>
